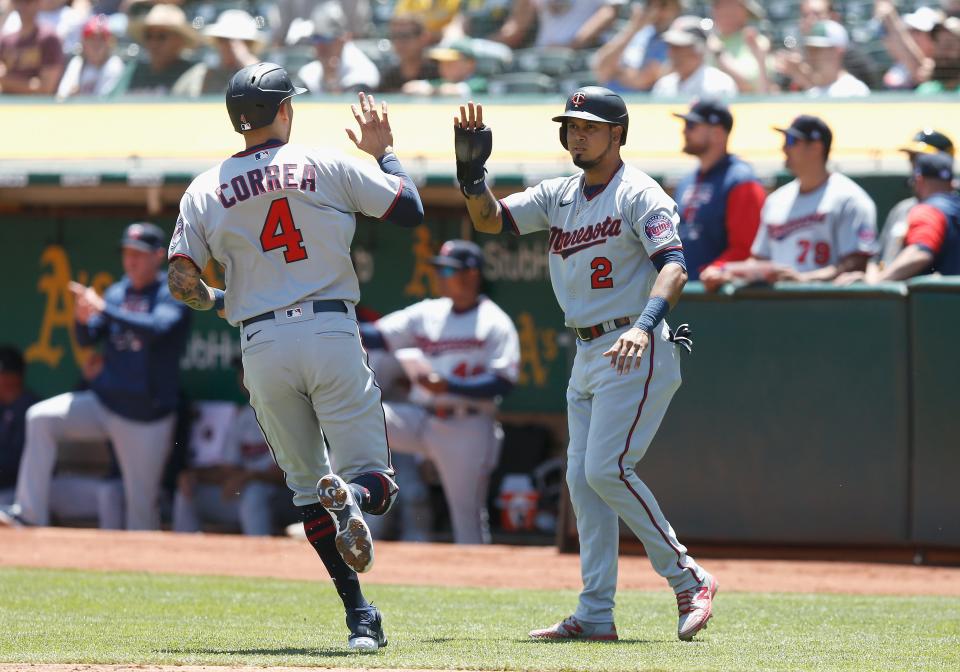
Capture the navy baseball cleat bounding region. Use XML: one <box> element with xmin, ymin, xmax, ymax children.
<box><xmin>346</xmin><ymin>605</ymin><xmax>387</xmax><ymax>652</ymax></box>
<box><xmin>317</xmin><ymin>473</ymin><xmax>374</xmax><ymax>573</ymax></box>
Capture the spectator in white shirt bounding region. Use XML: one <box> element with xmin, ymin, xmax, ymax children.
<box><xmin>57</xmin><ymin>14</ymin><xmax>123</xmax><ymax>99</ymax></box>
<box><xmin>652</xmin><ymin>15</ymin><xmax>738</xmax><ymax>98</ymax></box>
<box><xmin>297</xmin><ymin>1</ymin><xmax>379</xmax><ymax>94</ymax></box>
<box><xmin>493</xmin><ymin>0</ymin><xmax>618</xmax><ymax>50</ymax></box>
<box><xmin>803</xmin><ymin>20</ymin><xmax>870</xmax><ymax>97</ymax></box>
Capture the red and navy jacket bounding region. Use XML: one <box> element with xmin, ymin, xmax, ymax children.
<box><xmin>674</xmin><ymin>154</ymin><xmax>766</xmax><ymax>279</ymax></box>
<box><xmin>904</xmin><ymin>191</ymin><xmax>960</xmax><ymax>275</ymax></box>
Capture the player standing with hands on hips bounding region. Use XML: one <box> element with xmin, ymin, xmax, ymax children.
<box><xmin>167</xmin><ymin>62</ymin><xmax>424</xmax><ymax>652</ymax></box>
<box><xmin>453</xmin><ymin>88</ymin><xmax>716</xmax><ymax>642</ymax></box>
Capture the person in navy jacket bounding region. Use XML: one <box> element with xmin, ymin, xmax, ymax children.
<box><xmin>671</xmin><ymin>99</ymin><xmax>766</xmax><ymax>287</ymax></box>
<box><xmin>0</xmin><ymin>223</ymin><xmax>191</xmax><ymax>530</ymax></box>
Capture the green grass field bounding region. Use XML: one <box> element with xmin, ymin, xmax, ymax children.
<box><xmin>0</xmin><ymin>567</ymin><xmax>958</xmax><ymax>671</ymax></box>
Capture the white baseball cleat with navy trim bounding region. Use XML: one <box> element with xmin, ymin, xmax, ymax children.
<box><xmin>528</xmin><ymin>615</ymin><xmax>618</xmax><ymax>641</ymax></box>
<box><xmin>676</xmin><ymin>571</ymin><xmax>718</xmax><ymax>641</ymax></box>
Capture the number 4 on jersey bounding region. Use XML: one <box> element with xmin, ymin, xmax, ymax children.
<box><xmin>261</xmin><ymin>197</ymin><xmax>307</xmax><ymax>263</ymax></box>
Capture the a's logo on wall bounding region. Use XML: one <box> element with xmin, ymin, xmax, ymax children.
<box><xmin>571</xmin><ymin>92</ymin><xmax>586</xmax><ymax>107</ymax></box>
<box><xmin>403</xmin><ymin>225</ymin><xmax>440</xmax><ymax>298</ymax></box>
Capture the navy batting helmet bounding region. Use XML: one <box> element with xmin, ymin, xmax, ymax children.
<box><xmin>226</xmin><ymin>62</ymin><xmax>306</xmax><ymax>134</ymax></box>
<box><xmin>552</xmin><ymin>86</ymin><xmax>629</xmax><ymax>149</ymax></box>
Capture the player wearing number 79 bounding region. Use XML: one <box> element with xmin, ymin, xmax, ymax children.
<box><xmin>453</xmin><ymin>87</ymin><xmax>716</xmax><ymax>642</ymax></box>
<box><xmin>167</xmin><ymin>62</ymin><xmax>424</xmax><ymax>652</ymax></box>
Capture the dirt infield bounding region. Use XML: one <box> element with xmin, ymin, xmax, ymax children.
<box><xmin>2</xmin><ymin>527</ymin><xmax>959</xmax><ymax>596</ymax></box>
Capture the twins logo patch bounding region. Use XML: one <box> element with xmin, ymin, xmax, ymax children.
<box><xmin>170</xmin><ymin>215</ymin><xmax>184</xmax><ymax>247</ymax></box>
<box><xmin>643</xmin><ymin>213</ymin><xmax>675</xmax><ymax>243</ymax></box>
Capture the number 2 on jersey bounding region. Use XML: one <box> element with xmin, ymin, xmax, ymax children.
<box><xmin>590</xmin><ymin>256</ymin><xmax>614</xmax><ymax>289</ymax></box>
<box><xmin>260</xmin><ymin>197</ymin><xmax>307</xmax><ymax>263</ymax></box>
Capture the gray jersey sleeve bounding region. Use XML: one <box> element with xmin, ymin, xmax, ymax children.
<box><xmin>337</xmin><ymin>153</ymin><xmax>403</xmax><ymax>218</ymax></box>
<box><xmin>499</xmin><ymin>180</ymin><xmax>556</xmax><ymax>235</ymax></box>
<box><xmin>168</xmin><ymin>191</ymin><xmax>211</xmax><ymax>269</ymax></box>
<box><xmin>628</xmin><ymin>186</ymin><xmax>683</xmax><ymax>258</ymax></box>
<box><xmin>487</xmin><ymin>318</ymin><xmax>521</xmax><ymax>384</ymax></box>
<box><xmin>375</xmin><ymin>302</ymin><xmax>423</xmax><ymax>350</ymax></box>
<box><xmin>751</xmin><ymin>199</ymin><xmax>774</xmax><ymax>259</ymax></box>
<box><xmin>834</xmin><ymin>189</ymin><xmax>878</xmax><ymax>259</ymax></box>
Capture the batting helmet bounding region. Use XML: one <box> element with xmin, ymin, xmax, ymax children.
<box><xmin>225</xmin><ymin>62</ymin><xmax>306</xmax><ymax>134</ymax></box>
<box><xmin>552</xmin><ymin>86</ymin><xmax>629</xmax><ymax>150</ymax></box>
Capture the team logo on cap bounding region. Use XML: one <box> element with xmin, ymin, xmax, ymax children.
<box><xmin>643</xmin><ymin>213</ymin><xmax>675</xmax><ymax>243</ymax></box>
<box><xmin>571</xmin><ymin>92</ymin><xmax>586</xmax><ymax>107</ymax></box>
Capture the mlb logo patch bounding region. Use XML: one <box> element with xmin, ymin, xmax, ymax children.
<box><xmin>255</xmin><ymin>150</ymin><xmax>270</xmax><ymax>161</ymax></box>
<box><xmin>644</xmin><ymin>213</ymin><xmax>675</xmax><ymax>243</ymax></box>
<box><xmin>240</xmin><ymin>114</ymin><xmax>251</xmax><ymax>131</ymax></box>
<box><xmin>286</xmin><ymin>307</ymin><xmax>303</xmax><ymax>318</ymax></box>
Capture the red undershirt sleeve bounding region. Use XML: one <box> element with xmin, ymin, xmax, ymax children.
<box><xmin>707</xmin><ymin>180</ymin><xmax>766</xmax><ymax>269</ymax></box>
<box><xmin>904</xmin><ymin>204</ymin><xmax>948</xmax><ymax>255</ymax></box>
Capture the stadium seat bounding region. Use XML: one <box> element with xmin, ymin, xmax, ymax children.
<box><xmin>512</xmin><ymin>47</ymin><xmax>586</xmax><ymax>77</ymax></box>
<box><xmin>488</xmin><ymin>71</ymin><xmax>557</xmax><ymax>95</ymax></box>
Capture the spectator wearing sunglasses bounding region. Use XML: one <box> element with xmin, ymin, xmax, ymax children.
<box><xmin>358</xmin><ymin>240</ymin><xmax>520</xmax><ymax>544</ymax></box>
<box><xmin>112</xmin><ymin>4</ymin><xmax>198</xmax><ymax>96</ymax></box>
<box><xmin>297</xmin><ymin>2</ymin><xmax>379</xmax><ymax>95</ymax></box>
<box><xmin>671</xmin><ymin>99</ymin><xmax>765</xmax><ymax>287</ymax></box>
<box><xmin>378</xmin><ymin>14</ymin><xmax>438</xmax><ymax>92</ymax></box>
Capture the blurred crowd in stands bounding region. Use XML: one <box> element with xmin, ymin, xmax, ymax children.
<box><xmin>1</xmin><ymin>0</ymin><xmax>959</xmax><ymax>98</ymax></box>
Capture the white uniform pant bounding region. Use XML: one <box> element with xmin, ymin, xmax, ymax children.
<box><xmin>15</xmin><ymin>390</ymin><xmax>174</xmax><ymax>530</ymax></box>
<box><xmin>2</xmin><ymin>476</ymin><xmax>124</xmax><ymax>528</ymax></box>
<box><xmin>568</xmin><ymin>323</ymin><xmax>704</xmax><ymax>624</ymax></box>
<box><xmin>172</xmin><ymin>481</ymin><xmax>290</xmax><ymax>536</ymax></box>
<box><xmin>382</xmin><ymin>402</ymin><xmax>501</xmax><ymax>544</ymax></box>
<box><xmin>240</xmin><ymin>306</ymin><xmax>392</xmax><ymax>506</ymax></box>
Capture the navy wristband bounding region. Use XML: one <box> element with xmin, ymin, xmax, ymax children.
<box><xmin>635</xmin><ymin>296</ymin><xmax>670</xmax><ymax>334</ymax></box>
<box><xmin>212</xmin><ymin>288</ymin><xmax>225</xmax><ymax>311</ymax></box>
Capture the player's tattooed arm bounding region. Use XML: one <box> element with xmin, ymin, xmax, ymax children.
<box><xmin>465</xmin><ymin>186</ymin><xmax>503</xmax><ymax>234</ymax></box>
<box><xmin>168</xmin><ymin>257</ymin><xmax>216</xmax><ymax>311</ymax></box>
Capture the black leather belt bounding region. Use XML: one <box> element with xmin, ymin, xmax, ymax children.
<box><xmin>427</xmin><ymin>406</ymin><xmax>482</xmax><ymax>419</ymax></box>
<box><xmin>574</xmin><ymin>316</ymin><xmax>634</xmax><ymax>342</ymax></box>
<box><xmin>241</xmin><ymin>300</ymin><xmax>347</xmax><ymax>328</ymax></box>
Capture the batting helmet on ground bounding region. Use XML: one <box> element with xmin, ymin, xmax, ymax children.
<box><xmin>226</xmin><ymin>62</ymin><xmax>306</xmax><ymax>134</ymax></box>
<box><xmin>552</xmin><ymin>86</ymin><xmax>629</xmax><ymax>149</ymax></box>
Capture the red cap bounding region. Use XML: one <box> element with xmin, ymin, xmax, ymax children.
<box><xmin>82</xmin><ymin>15</ymin><xmax>111</xmax><ymax>40</ymax></box>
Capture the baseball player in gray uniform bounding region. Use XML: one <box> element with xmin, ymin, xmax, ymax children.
<box><xmin>713</xmin><ymin>116</ymin><xmax>877</xmax><ymax>286</ymax></box>
<box><xmin>360</xmin><ymin>240</ymin><xmax>520</xmax><ymax>544</ymax></box>
<box><xmin>451</xmin><ymin>87</ymin><xmax>716</xmax><ymax>642</ymax></box>
<box><xmin>166</xmin><ymin>62</ymin><xmax>424</xmax><ymax>652</ymax></box>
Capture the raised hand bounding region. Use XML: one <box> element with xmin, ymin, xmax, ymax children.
<box><xmin>346</xmin><ymin>91</ymin><xmax>395</xmax><ymax>159</ymax></box>
<box><xmin>454</xmin><ymin>100</ymin><xmax>484</xmax><ymax>131</ymax></box>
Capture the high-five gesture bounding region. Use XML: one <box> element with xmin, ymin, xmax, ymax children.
<box><xmin>453</xmin><ymin>101</ymin><xmax>493</xmax><ymax>197</ymax></box>
<box><xmin>346</xmin><ymin>91</ymin><xmax>394</xmax><ymax>159</ymax></box>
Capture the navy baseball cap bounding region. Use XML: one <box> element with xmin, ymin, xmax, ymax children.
<box><xmin>914</xmin><ymin>152</ymin><xmax>954</xmax><ymax>181</ymax></box>
<box><xmin>121</xmin><ymin>222</ymin><xmax>166</xmax><ymax>252</ymax></box>
<box><xmin>774</xmin><ymin>115</ymin><xmax>833</xmax><ymax>153</ymax></box>
<box><xmin>673</xmin><ymin>98</ymin><xmax>733</xmax><ymax>132</ymax></box>
<box><xmin>899</xmin><ymin>129</ymin><xmax>955</xmax><ymax>157</ymax></box>
<box><xmin>430</xmin><ymin>239</ymin><xmax>484</xmax><ymax>270</ymax></box>
<box><xmin>0</xmin><ymin>345</ymin><xmax>25</xmax><ymax>375</ymax></box>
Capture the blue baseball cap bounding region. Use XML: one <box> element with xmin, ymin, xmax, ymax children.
<box><xmin>914</xmin><ymin>152</ymin><xmax>954</xmax><ymax>181</ymax></box>
<box><xmin>430</xmin><ymin>239</ymin><xmax>484</xmax><ymax>270</ymax></box>
<box><xmin>120</xmin><ymin>222</ymin><xmax>166</xmax><ymax>252</ymax></box>
<box><xmin>673</xmin><ymin>98</ymin><xmax>733</xmax><ymax>132</ymax></box>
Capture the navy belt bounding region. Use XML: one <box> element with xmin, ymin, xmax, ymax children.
<box><xmin>241</xmin><ymin>300</ymin><xmax>347</xmax><ymax>328</ymax></box>
<box><xmin>574</xmin><ymin>316</ymin><xmax>634</xmax><ymax>342</ymax></box>
<box><xmin>427</xmin><ymin>406</ymin><xmax>482</xmax><ymax>419</ymax></box>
